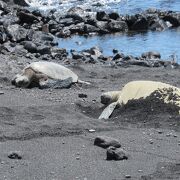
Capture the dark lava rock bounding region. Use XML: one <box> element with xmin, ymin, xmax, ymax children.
<box><xmin>21</xmin><ymin>41</ymin><xmax>37</xmax><ymax>53</ymax></box>
<box><xmin>37</xmin><ymin>45</ymin><xmax>51</xmax><ymax>55</ymax></box>
<box><xmin>141</xmin><ymin>51</ymin><xmax>161</xmax><ymax>59</ymax></box>
<box><xmin>71</xmin><ymin>51</ymin><xmax>84</xmax><ymax>60</ymax></box>
<box><xmin>59</xmin><ymin>18</ymin><xmax>74</xmax><ymax>26</ymax></box>
<box><xmin>0</xmin><ymin>13</ymin><xmax>19</xmax><ymax>26</ymax></box>
<box><xmin>85</xmin><ymin>47</ymin><xmax>102</xmax><ymax>57</ymax></box>
<box><xmin>150</xmin><ymin>19</ymin><xmax>168</xmax><ymax>31</ymax></box>
<box><xmin>5</xmin><ymin>24</ymin><xmax>28</xmax><ymax>42</ymax></box>
<box><xmin>56</xmin><ymin>27</ymin><xmax>71</xmax><ymax>38</ymax></box>
<box><xmin>51</xmin><ymin>47</ymin><xmax>67</xmax><ymax>59</ymax></box>
<box><xmin>84</xmin><ymin>24</ymin><xmax>99</xmax><ymax>33</ymax></box>
<box><xmin>96</xmin><ymin>11</ymin><xmax>109</xmax><ymax>21</ymax></box>
<box><xmin>108</xmin><ymin>20</ymin><xmax>128</xmax><ymax>32</ymax></box>
<box><xmin>67</xmin><ymin>7</ymin><xmax>87</xmax><ymax>22</ymax></box>
<box><xmin>78</xmin><ymin>93</ymin><xmax>87</xmax><ymax>98</ymax></box>
<box><xmin>17</xmin><ymin>11</ymin><xmax>40</xmax><ymax>24</ymax></box>
<box><xmin>8</xmin><ymin>151</ymin><xmax>22</xmax><ymax>160</ymax></box>
<box><xmin>94</xmin><ymin>136</ymin><xmax>121</xmax><ymax>149</ymax></box>
<box><xmin>163</xmin><ymin>14</ymin><xmax>180</xmax><ymax>27</ymax></box>
<box><xmin>109</xmin><ymin>12</ymin><xmax>120</xmax><ymax>20</ymax></box>
<box><xmin>96</xmin><ymin>21</ymin><xmax>109</xmax><ymax>34</ymax></box>
<box><xmin>69</xmin><ymin>23</ymin><xmax>85</xmax><ymax>34</ymax></box>
<box><xmin>28</xmin><ymin>31</ymin><xmax>54</xmax><ymax>44</ymax></box>
<box><xmin>106</xmin><ymin>147</ymin><xmax>128</xmax><ymax>161</ymax></box>
<box><xmin>112</xmin><ymin>49</ymin><xmax>118</xmax><ymax>54</ymax></box>
<box><xmin>113</xmin><ymin>53</ymin><xmax>124</xmax><ymax>60</ymax></box>
<box><xmin>39</xmin><ymin>77</ymin><xmax>73</xmax><ymax>89</ymax></box>
<box><xmin>131</xmin><ymin>17</ymin><xmax>148</xmax><ymax>31</ymax></box>
<box><xmin>13</xmin><ymin>0</ymin><xmax>29</xmax><ymax>6</ymax></box>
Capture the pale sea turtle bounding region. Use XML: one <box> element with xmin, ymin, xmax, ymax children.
<box><xmin>12</xmin><ymin>61</ymin><xmax>90</xmax><ymax>88</ymax></box>
<box><xmin>99</xmin><ymin>80</ymin><xmax>180</xmax><ymax>119</ymax></box>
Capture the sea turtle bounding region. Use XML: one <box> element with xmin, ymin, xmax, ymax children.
<box><xmin>99</xmin><ymin>80</ymin><xmax>180</xmax><ymax>119</ymax></box>
<box><xmin>12</xmin><ymin>61</ymin><xmax>90</xmax><ymax>88</ymax></box>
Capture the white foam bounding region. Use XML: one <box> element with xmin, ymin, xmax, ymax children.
<box><xmin>25</xmin><ymin>0</ymin><xmax>123</xmax><ymax>12</ymax></box>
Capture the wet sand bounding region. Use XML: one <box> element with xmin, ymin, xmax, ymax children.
<box><xmin>0</xmin><ymin>54</ymin><xmax>180</xmax><ymax>179</ymax></box>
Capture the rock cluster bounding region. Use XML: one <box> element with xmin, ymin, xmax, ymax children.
<box><xmin>94</xmin><ymin>136</ymin><xmax>128</xmax><ymax>161</ymax></box>
<box><xmin>0</xmin><ymin>1</ymin><xmax>178</xmax><ymax>68</ymax></box>
<box><xmin>70</xmin><ymin>47</ymin><xmax>179</xmax><ymax>68</ymax></box>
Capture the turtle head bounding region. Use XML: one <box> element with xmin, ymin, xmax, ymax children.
<box><xmin>101</xmin><ymin>91</ymin><xmax>121</xmax><ymax>105</ymax></box>
<box><xmin>12</xmin><ymin>74</ymin><xmax>30</xmax><ymax>88</ymax></box>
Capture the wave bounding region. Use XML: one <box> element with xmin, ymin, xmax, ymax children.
<box><xmin>24</xmin><ymin>0</ymin><xmax>123</xmax><ymax>12</ymax></box>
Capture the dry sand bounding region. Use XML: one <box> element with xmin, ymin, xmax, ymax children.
<box><xmin>0</xmin><ymin>54</ymin><xmax>180</xmax><ymax>180</ymax></box>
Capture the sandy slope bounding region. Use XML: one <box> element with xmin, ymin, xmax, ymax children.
<box><xmin>0</xmin><ymin>55</ymin><xmax>180</xmax><ymax>179</ymax></box>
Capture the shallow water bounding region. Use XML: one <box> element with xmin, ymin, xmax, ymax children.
<box><xmin>58</xmin><ymin>29</ymin><xmax>180</xmax><ymax>62</ymax></box>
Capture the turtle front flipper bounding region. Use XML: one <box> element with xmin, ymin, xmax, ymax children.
<box><xmin>98</xmin><ymin>101</ymin><xmax>118</xmax><ymax>120</ymax></box>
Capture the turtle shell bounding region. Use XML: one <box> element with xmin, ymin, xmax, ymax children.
<box><xmin>26</xmin><ymin>61</ymin><xmax>78</xmax><ymax>83</ymax></box>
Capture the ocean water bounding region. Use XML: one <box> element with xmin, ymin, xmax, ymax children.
<box><xmin>27</xmin><ymin>0</ymin><xmax>180</xmax><ymax>62</ymax></box>
<box><xmin>58</xmin><ymin>29</ymin><xmax>180</xmax><ymax>60</ymax></box>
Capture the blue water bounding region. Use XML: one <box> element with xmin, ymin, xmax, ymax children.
<box><xmin>58</xmin><ymin>29</ymin><xmax>180</xmax><ymax>61</ymax></box>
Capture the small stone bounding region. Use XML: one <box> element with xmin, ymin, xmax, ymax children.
<box><xmin>78</xmin><ymin>93</ymin><xmax>87</xmax><ymax>98</ymax></box>
<box><xmin>138</xmin><ymin>170</ymin><xmax>143</xmax><ymax>173</ymax></box>
<box><xmin>157</xmin><ymin>130</ymin><xmax>163</xmax><ymax>134</ymax></box>
<box><xmin>0</xmin><ymin>91</ymin><xmax>4</xmax><ymax>95</ymax></box>
<box><xmin>125</xmin><ymin>174</ymin><xmax>131</xmax><ymax>178</ymax></box>
<box><xmin>1</xmin><ymin>161</ymin><xmax>5</xmax><ymax>164</ymax></box>
<box><xmin>106</xmin><ymin>147</ymin><xmax>128</xmax><ymax>161</ymax></box>
<box><xmin>94</xmin><ymin>136</ymin><xmax>121</xmax><ymax>148</ymax></box>
<box><xmin>8</xmin><ymin>151</ymin><xmax>22</xmax><ymax>160</ymax></box>
<box><xmin>113</xmin><ymin>49</ymin><xmax>118</xmax><ymax>54</ymax></box>
<box><xmin>88</xmin><ymin>129</ymin><xmax>96</xmax><ymax>133</ymax></box>
<box><xmin>149</xmin><ymin>139</ymin><xmax>154</xmax><ymax>144</ymax></box>
<box><xmin>76</xmin><ymin>157</ymin><xmax>80</xmax><ymax>160</ymax></box>
<box><xmin>166</xmin><ymin>133</ymin><xmax>171</xmax><ymax>137</ymax></box>
<box><xmin>173</xmin><ymin>134</ymin><xmax>177</xmax><ymax>137</ymax></box>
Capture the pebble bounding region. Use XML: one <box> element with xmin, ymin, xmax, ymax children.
<box><xmin>88</xmin><ymin>129</ymin><xmax>96</xmax><ymax>133</ymax></box>
<box><xmin>0</xmin><ymin>91</ymin><xmax>4</xmax><ymax>95</ymax></box>
<box><xmin>8</xmin><ymin>151</ymin><xmax>22</xmax><ymax>160</ymax></box>
<box><xmin>78</xmin><ymin>93</ymin><xmax>87</xmax><ymax>98</ymax></box>
<box><xmin>76</xmin><ymin>157</ymin><xmax>80</xmax><ymax>160</ymax></box>
<box><xmin>149</xmin><ymin>139</ymin><xmax>154</xmax><ymax>144</ymax></box>
<box><xmin>157</xmin><ymin>130</ymin><xmax>163</xmax><ymax>134</ymax></box>
<box><xmin>125</xmin><ymin>175</ymin><xmax>131</xmax><ymax>178</ymax></box>
<box><xmin>138</xmin><ymin>170</ymin><xmax>143</xmax><ymax>173</ymax></box>
<box><xmin>106</xmin><ymin>147</ymin><xmax>128</xmax><ymax>161</ymax></box>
